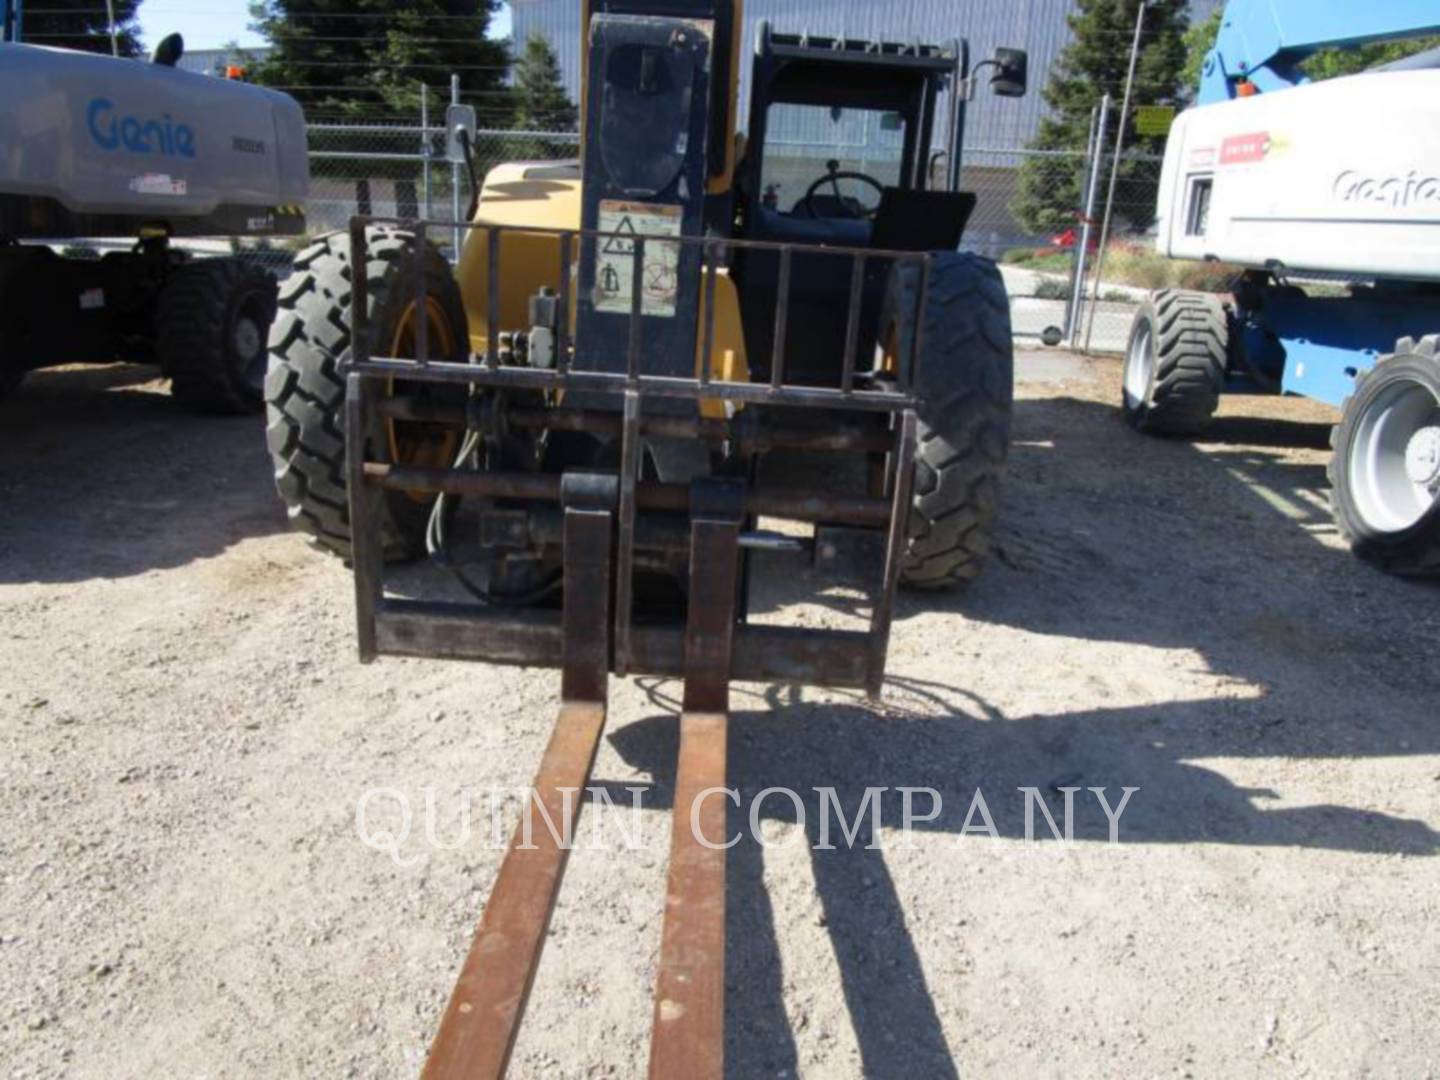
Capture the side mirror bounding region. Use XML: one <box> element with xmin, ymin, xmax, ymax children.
<box><xmin>445</xmin><ymin>104</ymin><xmax>478</xmax><ymax>164</ymax></box>
<box><xmin>990</xmin><ymin>47</ymin><xmax>1028</xmax><ymax>97</ymax></box>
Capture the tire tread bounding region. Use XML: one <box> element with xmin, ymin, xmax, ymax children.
<box><xmin>159</xmin><ymin>258</ymin><xmax>277</xmax><ymax>415</ymax></box>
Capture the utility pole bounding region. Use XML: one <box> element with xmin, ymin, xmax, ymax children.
<box><xmin>1084</xmin><ymin>0</ymin><xmax>1147</xmax><ymax>353</ymax></box>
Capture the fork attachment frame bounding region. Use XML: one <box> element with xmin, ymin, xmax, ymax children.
<box><xmin>341</xmin><ymin>216</ymin><xmax>924</xmax><ymax>1077</ymax></box>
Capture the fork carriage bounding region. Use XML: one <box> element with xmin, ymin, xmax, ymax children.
<box><xmin>345</xmin><ymin>215</ymin><xmax>931</xmax><ymax>694</ymax></box>
<box><xmin>337</xmin><ymin>214</ymin><xmax>930</xmax><ymax>1077</ymax></box>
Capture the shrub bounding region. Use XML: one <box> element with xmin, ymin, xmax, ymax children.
<box><xmin>1034</xmin><ymin>278</ymin><xmax>1072</xmax><ymax>301</ymax></box>
<box><xmin>1175</xmin><ymin>261</ymin><xmax>1243</xmax><ymax>293</ymax></box>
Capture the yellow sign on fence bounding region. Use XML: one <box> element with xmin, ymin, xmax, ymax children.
<box><xmin>1134</xmin><ymin>105</ymin><xmax>1177</xmax><ymax>137</ymax></box>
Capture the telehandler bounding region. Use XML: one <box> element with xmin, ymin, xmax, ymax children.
<box><xmin>264</xmin><ymin>2</ymin><xmax>1026</xmax><ymax>1074</ymax></box>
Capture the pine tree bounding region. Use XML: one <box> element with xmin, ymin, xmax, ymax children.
<box><xmin>511</xmin><ymin>35</ymin><xmax>577</xmax><ymax>132</ymax></box>
<box><xmin>250</xmin><ymin>1</ymin><xmax>511</xmax><ymax>122</ymax></box>
<box><xmin>504</xmin><ymin>34</ymin><xmax>578</xmax><ymax>161</ymax></box>
<box><xmin>1010</xmin><ymin>0</ymin><xmax>1190</xmax><ymax>236</ymax></box>
<box><xmin>18</xmin><ymin>0</ymin><xmax>142</xmax><ymax>58</ymax></box>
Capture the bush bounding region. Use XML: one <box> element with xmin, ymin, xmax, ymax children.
<box><xmin>1088</xmin><ymin>241</ymin><xmax>1241</xmax><ymax>294</ymax></box>
<box><xmin>1034</xmin><ymin>278</ymin><xmax>1072</xmax><ymax>301</ymax></box>
<box><xmin>1175</xmin><ymin>261</ymin><xmax>1243</xmax><ymax>293</ymax></box>
<box><xmin>1002</xmin><ymin>247</ymin><xmax>1037</xmax><ymax>265</ymax></box>
<box><xmin>1107</xmin><ymin>247</ymin><xmax>1172</xmax><ymax>290</ymax></box>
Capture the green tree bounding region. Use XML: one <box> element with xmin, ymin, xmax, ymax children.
<box><xmin>1182</xmin><ymin>10</ymin><xmax>1439</xmax><ymax>92</ymax></box>
<box><xmin>505</xmin><ymin>34</ymin><xmax>579</xmax><ymax>161</ymax></box>
<box><xmin>18</xmin><ymin>0</ymin><xmax>142</xmax><ymax>58</ymax></box>
<box><xmin>250</xmin><ymin>1</ymin><xmax>511</xmax><ymax>121</ymax></box>
<box><xmin>511</xmin><ymin>35</ymin><xmax>577</xmax><ymax>132</ymax></box>
<box><xmin>1011</xmin><ymin>0</ymin><xmax>1191</xmax><ymax>236</ymax></box>
<box><xmin>1303</xmin><ymin>36</ymin><xmax>1440</xmax><ymax>79</ymax></box>
<box><xmin>1180</xmin><ymin>8</ymin><xmax>1222</xmax><ymax>96</ymax></box>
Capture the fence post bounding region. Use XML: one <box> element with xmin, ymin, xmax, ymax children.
<box><xmin>1061</xmin><ymin>105</ymin><xmax>1099</xmax><ymax>344</ymax></box>
<box><xmin>450</xmin><ymin>74</ymin><xmax>462</xmax><ymax>260</ymax></box>
<box><xmin>105</xmin><ymin>0</ymin><xmax>118</xmax><ymax>56</ymax></box>
<box><xmin>1083</xmin><ymin>1</ymin><xmax>1147</xmax><ymax>355</ymax></box>
<box><xmin>1066</xmin><ymin>94</ymin><xmax>1110</xmax><ymax>348</ymax></box>
<box><xmin>421</xmin><ymin>83</ymin><xmax>432</xmax><ymax>221</ymax></box>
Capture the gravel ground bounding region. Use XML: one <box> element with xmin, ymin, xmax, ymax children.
<box><xmin>2</xmin><ymin>352</ymin><xmax>1437</xmax><ymax>1079</ymax></box>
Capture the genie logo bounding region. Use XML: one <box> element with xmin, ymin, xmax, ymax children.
<box><xmin>86</xmin><ymin>98</ymin><xmax>196</xmax><ymax>159</ymax></box>
<box><xmin>1334</xmin><ymin>170</ymin><xmax>1440</xmax><ymax>209</ymax></box>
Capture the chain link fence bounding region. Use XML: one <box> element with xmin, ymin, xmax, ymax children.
<box><xmin>218</xmin><ymin>88</ymin><xmax>1202</xmax><ymax>355</ymax></box>
<box><xmin>1067</xmin><ymin>150</ymin><xmax>1234</xmax><ymax>354</ymax></box>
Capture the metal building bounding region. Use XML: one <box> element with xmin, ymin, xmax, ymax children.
<box><xmin>510</xmin><ymin>0</ymin><xmax>1222</xmax><ymax>149</ymax></box>
<box><xmin>176</xmin><ymin>46</ymin><xmax>272</xmax><ymax>78</ymax></box>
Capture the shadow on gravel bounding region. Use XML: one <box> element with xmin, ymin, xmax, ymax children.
<box><xmin>606</xmin><ymin>673</ymin><xmax>1439</xmax><ymax>1077</ymax></box>
<box><xmin>946</xmin><ymin>394</ymin><xmax>1439</xmax><ymax>664</ymax></box>
<box><xmin>602</xmin><ymin>392</ymin><xmax>1438</xmax><ymax>1077</ymax></box>
<box><xmin>1197</xmin><ymin>414</ymin><xmax>1334</xmax><ymax>450</ymax></box>
<box><xmin>0</xmin><ymin>365</ymin><xmax>286</xmax><ymax>584</ymax></box>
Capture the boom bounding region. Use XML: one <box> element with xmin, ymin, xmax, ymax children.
<box><xmin>1199</xmin><ymin>0</ymin><xmax>1440</xmax><ymax>104</ymax></box>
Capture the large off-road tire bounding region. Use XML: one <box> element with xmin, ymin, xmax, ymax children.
<box><xmin>881</xmin><ymin>252</ymin><xmax>1014</xmax><ymax>589</ymax></box>
<box><xmin>1329</xmin><ymin>335</ymin><xmax>1440</xmax><ymax>576</ymax></box>
<box><xmin>264</xmin><ymin>227</ymin><xmax>468</xmax><ymax>561</ymax></box>
<box><xmin>157</xmin><ymin>258</ymin><xmax>278</xmax><ymax>415</ymax></box>
<box><xmin>1122</xmin><ymin>290</ymin><xmax>1227</xmax><ymax>435</ymax></box>
<box><xmin>0</xmin><ymin>247</ymin><xmax>31</xmax><ymax>401</ymax></box>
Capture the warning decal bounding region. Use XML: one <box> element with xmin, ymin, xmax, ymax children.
<box><xmin>595</xmin><ymin>200</ymin><xmax>682</xmax><ymax>318</ymax></box>
<box><xmin>1220</xmin><ymin>132</ymin><xmax>1271</xmax><ymax>166</ymax></box>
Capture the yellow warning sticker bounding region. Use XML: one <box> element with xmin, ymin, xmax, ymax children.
<box><xmin>595</xmin><ymin>200</ymin><xmax>682</xmax><ymax>318</ymax></box>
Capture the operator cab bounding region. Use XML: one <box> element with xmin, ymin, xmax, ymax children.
<box><xmin>732</xmin><ymin>25</ymin><xmax>1024</xmax><ymax>383</ymax></box>
<box><xmin>738</xmin><ymin>26</ymin><xmax>966</xmax><ymax>251</ymax></box>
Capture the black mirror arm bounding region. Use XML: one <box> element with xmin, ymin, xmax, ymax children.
<box><xmin>456</xmin><ymin>128</ymin><xmax>481</xmax><ymax>222</ymax></box>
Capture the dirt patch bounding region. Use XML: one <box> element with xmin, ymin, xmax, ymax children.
<box><xmin>1</xmin><ymin>354</ymin><xmax>1436</xmax><ymax>1077</ymax></box>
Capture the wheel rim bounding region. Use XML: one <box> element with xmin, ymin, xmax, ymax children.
<box><xmin>1347</xmin><ymin>375</ymin><xmax>1440</xmax><ymax>534</ymax></box>
<box><xmin>387</xmin><ymin>297</ymin><xmax>461</xmax><ymax>503</ymax></box>
<box><xmin>1124</xmin><ymin>320</ymin><xmax>1154</xmax><ymax>410</ymax></box>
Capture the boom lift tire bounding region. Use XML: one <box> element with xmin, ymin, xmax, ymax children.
<box><xmin>881</xmin><ymin>253</ymin><xmax>1014</xmax><ymax>589</ymax></box>
<box><xmin>1123</xmin><ymin>290</ymin><xmax>1227</xmax><ymax>436</ymax></box>
<box><xmin>0</xmin><ymin>250</ymin><xmax>29</xmax><ymax>401</ymax></box>
<box><xmin>264</xmin><ymin>227</ymin><xmax>468</xmax><ymax>561</ymax></box>
<box><xmin>1329</xmin><ymin>335</ymin><xmax>1440</xmax><ymax>576</ymax></box>
<box><xmin>158</xmin><ymin>258</ymin><xmax>278</xmax><ymax>415</ymax></box>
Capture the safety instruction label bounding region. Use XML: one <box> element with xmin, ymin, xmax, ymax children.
<box><xmin>128</xmin><ymin>173</ymin><xmax>187</xmax><ymax>196</ymax></box>
<box><xmin>595</xmin><ymin>200</ymin><xmax>682</xmax><ymax>318</ymax></box>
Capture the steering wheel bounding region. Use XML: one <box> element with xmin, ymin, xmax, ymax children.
<box><xmin>802</xmin><ymin>160</ymin><xmax>886</xmax><ymax>220</ymax></box>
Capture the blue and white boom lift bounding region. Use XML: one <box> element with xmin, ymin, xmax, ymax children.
<box><xmin>0</xmin><ymin>1</ymin><xmax>308</xmax><ymax>413</ymax></box>
<box><xmin>1123</xmin><ymin>0</ymin><xmax>1440</xmax><ymax>574</ymax></box>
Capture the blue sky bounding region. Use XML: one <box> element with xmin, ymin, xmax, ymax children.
<box><xmin>139</xmin><ymin>0</ymin><xmax>513</xmax><ymax>51</ymax></box>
